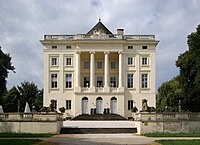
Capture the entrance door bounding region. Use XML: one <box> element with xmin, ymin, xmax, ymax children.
<box><xmin>82</xmin><ymin>97</ymin><xmax>89</xmax><ymax>114</ymax></box>
<box><xmin>96</xmin><ymin>97</ymin><xmax>103</xmax><ymax>114</ymax></box>
<box><xmin>110</xmin><ymin>97</ymin><xmax>117</xmax><ymax>114</ymax></box>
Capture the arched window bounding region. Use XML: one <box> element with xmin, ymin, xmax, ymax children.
<box><xmin>82</xmin><ymin>97</ymin><xmax>88</xmax><ymax>100</ymax></box>
<box><xmin>96</xmin><ymin>97</ymin><xmax>103</xmax><ymax>100</ymax></box>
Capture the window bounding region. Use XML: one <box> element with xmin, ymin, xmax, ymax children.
<box><xmin>142</xmin><ymin>74</ymin><xmax>148</xmax><ymax>88</ymax></box>
<box><xmin>128</xmin><ymin>57</ymin><xmax>133</xmax><ymax>65</ymax></box>
<box><xmin>128</xmin><ymin>46</ymin><xmax>133</xmax><ymax>49</ymax></box>
<box><xmin>52</xmin><ymin>45</ymin><xmax>57</xmax><ymax>49</ymax></box>
<box><xmin>53</xmin><ymin>100</ymin><xmax>57</xmax><ymax>110</ymax></box>
<box><xmin>84</xmin><ymin>77</ymin><xmax>90</xmax><ymax>87</ymax></box>
<box><xmin>110</xmin><ymin>77</ymin><xmax>116</xmax><ymax>87</ymax></box>
<box><xmin>142</xmin><ymin>46</ymin><xmax>147</xmax><ymax>49</ymax></box>
<box><xmin>66</xmin><ymin>58</ymin><xmax>72</xmax><ymax>66</ymax></box>
<box><xmin>51</xmin><ymin>57</ymin><xmax>57</xmax><ymax>66</ymax></box>
<box><xmin>84</xmin><ymin>61</ymin><xmax>90</xmax><ymax>69</ymax></box>
<box><xmin>97</xmin><ymin>76</ymin><xmax>103</xmax><ymax>87</ymax></box>
<box><xmin>127</xmin><ymin>74</ymin><xmax>133</xmax><ymax>88</ymax></box>
<box><xmin>66</xmin><ymin>74</ymin><xmax>72</xmax><ymax>88</ymax></box>
<box><xmin>66</xmin><ymin>100</ymin><xmax>71</xmax><ymax>110</ymax></box>
<box><xmin>66</xmin><ymin>46</ymin><xmax>71</xmax><ymax>49</ymax></box>
<box><xmin>110</xmin><ymin>61</ymin><xmax>116</xmax><ymax>69</ymax></box>
<box><xmin>142</xmin><ymin>57</ymin><xmax>148</xmax><ymax>65</ymax></box>
<box><xmin>51</xmin><ymin>74</ymin><xmax>57</xmax><ymax>88</ymax></box>
<box><xmin>128</xmin><ymin>100</ymin><xmax>133</xmax><ymax>110</ymax></box>
<box><xmin>97</xmin><ymin>61</ymin><xmax>102</xmax><ymax>69</ymax></box>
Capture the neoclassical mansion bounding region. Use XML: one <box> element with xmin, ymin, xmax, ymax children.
<box><xmin>40</xmin><ymin>20</ymin><xmax>159</xmax><ymax>118</ymax></box>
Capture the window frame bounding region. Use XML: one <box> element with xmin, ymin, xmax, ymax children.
<box><xmin>110</xmin><ymin>76</ymin><xmax>117</xmax><ymax>87</ymax></box>
<box><xmin>127</xmin><ymin>74</ymin><xmax>134</xmax><ymax>88</ymax></box>
<box><xmin>51</xmin><ymin>74</ymin><xmax>58</xmax><ymax>89</ymax></box>
<box><xmin>97</xmin><ymin>61</ymin><xmax>103</xmax><ymax>69</ymax></box>
<box><xmin>66</xmin><ymin>57</ymin><xmax>72</xmax><ymax>66</ymax></box>
<box><xmin>141</xmin><ymin>73</ymin><xmax>148</xmax><ymax>89</ymax></box>
<box><xmin>142</xmin><ymin>57</ymin><xmax>148</xmax><ymax>65</ymax></box>
<box><xmin>66</xmin><ymin>100</ymin><xmax>71</xmax><ymax>110</ymax></box>
<box><xmin>52</xmin><ymin>45</ymin><xmax>57</xmax><ymax>49</ymax></box>
<box><xmin>51</xmin><ymin>57</ymin><xmax>58</xmax><ymax>66</ymax></box>
<box><xmin>110</xmin><ymin>61</ymin><xmax>116</xmax><ymax>69</ymax></box>
<box><xmin>128</xmin><ymin>57</ymin><xmax>133</xmax><ymax>65</ymax></box>
<box><xmin>128</xmin><ymin>46</ymin><xmax>133</xmax><ymax>49</ymax></box>
<box><xmin>84</xmin><ymin>61</ymin><xmax>90</xmax><ymax>69</ymax></box>
<box><xmin>128</xmin><ymin>100</ymin><xmax>133</xmax><ymax>110</ymax></box>
<box><xmin>66</xmin><ymin>74</ymin><xmax>72</xmax><ymax>88</ymax></box>
<box><xmin>66</xmin><ymin>46</ymin><xmax>72</xmax><ymax>49</ymax></box>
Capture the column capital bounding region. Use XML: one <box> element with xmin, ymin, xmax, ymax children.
<box><xmin>90</xmin><ymin>51</ymin><xmax>95</xmax><ymax>54</ymax></box>
<box><xmin>104</xmin><ymin>51</ymin><xmax>110</xmax><ymax>54</ymax></box>
<box><xmin>118</xmin><ymin>51</ymin><xmax>124</xmax><ymax>54</ymax></box>
<box><xmin>76</xmin><ymin>51</ymin><xmax>81</xmax><ymax>54</ymax></box>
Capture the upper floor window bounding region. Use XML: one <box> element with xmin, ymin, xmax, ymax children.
<box><xmin>52</xmin><ymin>45</ymin><xmax>57</xmax><ymax>49</ymax></box>
<box><xmin>66</xmin><ymin>46</ymin><xmax>71</xmax><ymax>49</ymax></box>
<box><xmin>110</xmin><ymin>77</ymin><xmax>116</xmax><ymax>87</ymax></box>
<box><xmin>128</xmin><ymin>46</ymin><xmax>133</xmax><ymax>49</ymax></box>
<box><xmin>142</xmin><ymin>74</ymin><xmax>148</xmax><ymax>88</ymax></box>
<box><xmin>97</xmin><ymin>76</ymin><xmax>103</xmax><ymax>88</ymax></box>
<box><xmin>127</xmin><ymin>74</ymin><xmax>133</xmax><ymax>88</ymax></box>
<box><xmin>128</xmin><ymin>57</ymin><xmax>133</xmax><ymax>65</ymax></box>
<box><xmin>66</xmin><ymin>100</ymin><xmax>71</xmax><ymax>110</ymax></box>
<box><xmin>51</xmin><ymin>74</ymin><xmax>58</xmax><ymax>88</ymax></box>
<box><xmin>142</xmin><ymin>57</ymin><xmax>148</xmax><ymax>65</ymax></box>
<box><xmin>66</xmin><ymin>58</ymin><xmax>72</xmax><ymax>66</ymax></box>
<box><xmin>51</xmin><ymin>57</ymin><xmax>57</xmax><ymax>66</ymax></box>
<box><xmin>84</xmin><ymin>61</ymin><xmax>90</xmax><ymax>69</ymax></box>
<box><xmin>66</xmin><ymin>74</ymin><xmax>72</xmax><ymax>88</ymax></box>
<box><xmin>110</xmin><ymin>61</ymin><xmax>116</xmax><ymax>69</ymax></box>
<box><xmin>51</xmin><ymin>100</ymin><xmax>57</xmax><ymax>110</ymax></box>
<box><xmin>84</xmin><ymin>77</ymin><xmax>90</xmax><ymax>87</ymax></box>
<box><xmin>97</xmin><ymin>61</ymin><xmax>103</xmax><ymax>69</ymax></box>
<box><xmin>142</xmin><ymin>46</ymin><xmax>147</xmax><ymax>49</ymax></box>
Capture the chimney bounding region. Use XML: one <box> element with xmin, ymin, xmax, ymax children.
<box><xmin>117</xmin><ymin>29</ymin><xmax>124</xmax><ymax>35</ymax></box>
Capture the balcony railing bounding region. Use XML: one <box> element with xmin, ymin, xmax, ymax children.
<box><xmin>44</xmin><ymin>34</ymin><xmax>155</xmax><ymax>41</ymax></box>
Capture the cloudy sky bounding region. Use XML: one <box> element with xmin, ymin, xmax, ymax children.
<box><xmin>0</xmin><ymin>0</ymin><xmax>200</xmax><ymax>90</ymax></box>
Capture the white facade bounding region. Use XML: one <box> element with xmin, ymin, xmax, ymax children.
<box><xmin>40</xmin><ymin>20</ymin><xmax>159</xmax><ymax>118</ymax></box>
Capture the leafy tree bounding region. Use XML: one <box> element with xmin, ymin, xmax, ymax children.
<box><xmin>0</xmin><ymin>47</ymin><xmax>15</xmax><ymax>104</ymax></box>
<box><xmin>176</xmin><ymin>24</ymin><xmax>200</xmax><ymax>112</ymax></box>
<box><xmin>156</xmin><ymin>76</ymin><xmax>183</xmax><ymax>112</ymax></box>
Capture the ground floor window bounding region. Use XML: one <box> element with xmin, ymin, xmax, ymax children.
<box><xmin>128</xmin><ymin>100</ymin><xmax>133</xmax><ymax>110</ymax></box>
<box><xmin>66</xmin><ymin>100</ymin><xmax>71</xmax><ymax>110</ymax></box>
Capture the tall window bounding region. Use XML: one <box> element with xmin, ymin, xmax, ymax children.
<box><xmin>110</xmin><ymin>77</ymin><xmax>116</xmax><ymax>87</ymax></box>
<box><xmin>127</xmin><ymin>74</ymin><xmax>133</xmax><ymax>88</ymax></box>
<box><xmin>142</xmin><ymin>74</ymin><xmax>148</xmax><ymax>88</ymax></box>
<box><xmin>51</xmin><ymin>74</ymin><xmax>57</xmax><ymax>88</ymax></box>
<box><xmin>66</xmin><ymin>100</ymin><xmax>71</xmax><ymax>110</ymax></box>
<box><xmin>51</xmin><ymin>57</ymin><xmax>57</xmax><ymax>66</ymax></box>
<box><xmin>84</xmin><ymin>77</ymin><xmax>90</xmax><ymax>87</ymax></box>
<box><xmin>128</xmin><ymin>57</ymin><xmax>133</xmax><ymax>65</ymax></box>
<box><xmin>52</xmin><ymin>45</ymin><xmax>57</xmax><ymax>49</ymax></box>
<box><xmin>66</xmin><ymin>58</ymin><xmax>72</xmax><ymax>66</ymax></box>
<box><xmin>128</xmin><ymin>100</ymin><xmax>133</xmax><ymax>110</ymax></box>
<box><xmin>84</xmin><ymin>61</ymin><xmax>90</xmax><ymax>69</ymax></box>
<box><xmin>110</xmin><ymin>61</ymin><xmax>116</xmax><ymax>69</ymax></box>
<box><xmin>142</xmin><ymin>57</ymin><xmax>148</xmax><ymax>65</ymax></box>
<box><xmin>97</xmin><ymin>61</ymin><xmax>102</xmax><ymax>69</ymax></box>
<box><xmin>97</xmin><ymin>76</ymin><xmax>103</xmax><ymax>88</ymax></box>
<box><xmin>53</xmin><ymin>100</ymin><xmax>57</xmax><ymax>109</ymax></box>
<box><xmin>66</xmin><ymin>74</ymin><xmax>72</xmax><ymax>88</ymax></box>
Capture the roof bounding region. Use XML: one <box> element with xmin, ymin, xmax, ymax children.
<box><xmin>87</xmin><ymin>19</ymin><xmax>113</xmax><ymax>35</ymax></box>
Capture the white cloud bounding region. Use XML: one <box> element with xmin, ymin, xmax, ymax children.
<box><xmin>0</xmin><ymin>0</ymin><xmax>200</xmax><ymax>90</ymax></box>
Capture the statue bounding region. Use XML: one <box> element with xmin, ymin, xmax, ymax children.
<box><xmin>141</xmin><ymin>99</ymin><xmax>156</xmax><ymax>112</ymax></box>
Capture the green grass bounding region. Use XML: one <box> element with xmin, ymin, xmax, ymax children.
<box><xmin>144</xmin><ymin>133</ymin><xmax>200</xmax><ymax>137</ymax></box>
<box><xmin>156</xmin><ymin>140</ymin><xmax>200</xmax><ymax>145</ymax></box>
<box><xmin>0</xmin><ymin>139</ymin><xmax>42</xmax><ymax>145</ymax></box>
<box><xmin>0</xmin><ymin>133</ymin><xmax>55</xmax><ymax>138</ymax></box>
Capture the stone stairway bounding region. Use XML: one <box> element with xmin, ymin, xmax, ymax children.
<box><xmin>60</xmin><ymin>120</ymin><xmax>137</xmax><ymax>134</ymax></box>
<box><xmin>72</xmin><ymin>114</ymin><xmax>127</xmax><ymax>120</ymax></box>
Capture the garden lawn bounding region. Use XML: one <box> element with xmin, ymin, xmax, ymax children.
<box><xmin>0</xmin><ymin>133</ymin><xmax>55</xmax><ymax>138</ymax></box>
<box><xmin>156</xmin><ymin>140</ymin><xmax>200</xmax><ymax>145</ymax></box>
<box><xmin>144</xmin><ymin>133</ymin><xmax>200</xmax><ymax>137</ymax></box>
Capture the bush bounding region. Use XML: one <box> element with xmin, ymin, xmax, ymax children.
<box><xmin>59</xmin><ymin>107</ymin><xmax>65</xmax><ymax>113</ymax></box>
<box><xmin>131</xmin><ymin>106</ymin><xmax>138</xmax><ymax>113</ymax></box>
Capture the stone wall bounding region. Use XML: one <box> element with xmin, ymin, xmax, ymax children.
<box><xmin>134</xmin><ymin>112</ymin><xmax>200</xmax><ymax>134</ymax></box>
<box><xmin>0</xmin><ymin>113</ymin><xmax>63</xmax><ymax>134</ymax></box>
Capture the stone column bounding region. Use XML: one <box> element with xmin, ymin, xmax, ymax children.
<box><xmin>118</xmin><ymin>52</ymin><xmax>124</xmax><ymax>92</ymax></box>
<box><xmin>75</xmin><ymin>52</ymin><xmax>81</xmax><ymax>92</ymax></box>
<box><xmin>104</xmin><ymin>52</ymin><xmax>109</xmax><ymax>87</ymax></box>
<box><xmin>90</xmin><ymin>52</ymin><xmax>95</xmax><ymax>92</ymax></box>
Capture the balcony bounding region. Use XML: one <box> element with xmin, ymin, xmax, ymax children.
<box><xmin>76</xmin><ymin>87</ymin><xmax>123</xmax><ymax>93</ymax></box>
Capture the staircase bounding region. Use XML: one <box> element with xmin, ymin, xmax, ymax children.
<box><xmin>60</xmin><ymin>117</ymin><xmax>137</xmax><ymax>134</ymax></box>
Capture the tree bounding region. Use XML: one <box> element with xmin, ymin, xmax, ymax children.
<box><xmin>3</xmin><ymin>81</ymin><xmax>43</xmax><ymax>112</ymax></box>
<box><xmin>156</xmin><ymin>76</ymin><xmax>183</xmax><ymax>112</ymax></box>
<box><xmin>176</xmin><ymin>24</ymin><xmax>200</xmax><ymax>112</ymax></box>
<box><xmin>0</xmin><ymin>47</ymin><xmax>15</xmax><ymax>104</ymax></box>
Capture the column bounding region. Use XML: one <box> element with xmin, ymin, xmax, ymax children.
<box><xmin>90</xmin><ymin>52</ymin><xmax>95</xmax><ymax>90</ymax></box>
<box><xmin>104</xmin><ymin>52</ymin><xmax>109</xmax><ymax>87</ymax></box>
<box><xmin>75</xmin><ymin>52</ymin><xmax>81</xmax><ymax>92</ymax></box>
<box><xmin>118</xmin><ymin>52</ymin><xmax>124</xmax><ymax>92</ymax></box>
<box><xmin>75</xmin><ymin>52</ymin><xmax>80</xmax><ymax>87</ymax></box>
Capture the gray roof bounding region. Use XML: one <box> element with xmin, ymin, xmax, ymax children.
<box><xmin>87</xmin><ymin>19</ymin><xmax>113</xmax><ymax>35</ymax></box>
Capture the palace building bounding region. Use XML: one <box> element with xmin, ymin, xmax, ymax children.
<box><xmin>40</xmin><ymin>20</ymin><xmax>159</xmax><ymax>118</ymax></box>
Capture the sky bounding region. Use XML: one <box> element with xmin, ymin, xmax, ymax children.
<box><xmin>0</xmin><ymin>0</ymin><xmax>200</xmax><ymax>90</ymax></box>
